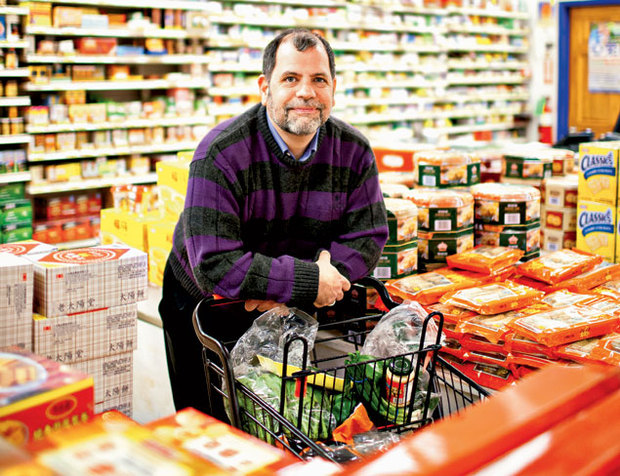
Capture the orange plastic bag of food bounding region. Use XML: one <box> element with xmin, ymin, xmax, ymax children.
<box><xmin>441</xmin><ymin>354</ymin><xmax>516</xmax><ymax>391</ymax></box>
<box><xmin>503</xmin><ymin>332</ymin><xmax>558</xmax><ymax>359</ymax></box>
<box><xmin>332</xmin><ymin>403</ymin><xmax>374</xmax><ymax>446</ymax></box>
<box><xmin>446</xmin><ymin>245</ymin><xmax>524</xmax><ymax>276</ymax></box>
<box><xmin>549</xmin><ymin>261</ymin><xmax>620</xmax><ymax>293</ymax></box>
<box><xmin>541</xmin><ymin>289</ymin><xmax>597</xmax><ymax>308</ymax></box>
<box><xmin>441</xmin><ymin>281</ymin><xmax>544</xmax><ymax>315</ymax></box>
<box><xmin>516</xmin><ymin>249</ymin><xmax>603</xmax><ymax>285</ymax></box>
<box><xmin>425</xmin><ymin>302</ymin><xmax>477</xmax><ymax>324</ymax></box>
<box><xmin>386</xmin><ymin>267</ymin><xmax>482</xmax><ymax>305</ymax></box>
<box><xmin>507</xmin><ymin>305</ymin><xmax>619</xmax><ymax>347</ymax></box>
<box><xmin>590</xmin><ymin>333</ymin><xmax>620</xmax><ymax>366</ymax></box>
<box><xmin>456</xmin><ymin>302</ymin><xmax>551</xmax><ymax>344</ymax></box>
<box><xmin>591</xmin><ymin>279</ymin><xmax>620</xmax><ymax>301</ymax></box>
<box><xmin>555</xmin><ymin>337</ymin><xmax>605</xmax><ymax>365</ymax></box>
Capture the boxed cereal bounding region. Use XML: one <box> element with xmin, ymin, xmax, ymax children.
<box><xmin>0</xmin><ymin>346</ymin><xmax>93</xmax><ymax>447</ymax></box>
<box><xmin>30</xmin><ymin>244</ymin><xmax>147</xmax><ymax>318</ymax></box>
<box><xmin>578</xmin><ymin>141</ymin><xmax>620</xmax><ymax>206</ymax></box>
<box><xmin>0</xmin><ymin>252</ymin><xmax>33</xmax><ymax>350</ymax></box>
<box><xmin>576</xmin><ymin>200</ymin><xmax>617</xmax><ymax>263</ymax></box>
<box><xmin>33</xmin><ymin>304</ymin><xmax>138</xmax><ymax>365</ymax></box>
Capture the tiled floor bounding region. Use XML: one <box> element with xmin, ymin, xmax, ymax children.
<box><xmin>133</xmin><ymin>286</ymin><xmax>176</xmax><ymax>424</ymax></box>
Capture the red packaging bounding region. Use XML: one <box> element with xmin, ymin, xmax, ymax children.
<box><xmin>446</xmin><ymin>245</ymin><xmax>523</xmax><ymax>276</ymax></box>
<box><xmin>0</xmin><ymin>346</ymin><xmax>94</xmax><ymax>447</ymax></box>
<box><xmin>549</xmin><ymin>261</ymin><xmax>620</xmax><ymax>293</ymax></box>
<box><xmin>441</xmin><ymin>281</ymin><xmax>544</xmax><ymax>315</ymax></box>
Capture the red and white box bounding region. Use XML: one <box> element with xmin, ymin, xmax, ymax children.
<box><xmin>70</xmin><ymin>352</ymin><xmax>134</xmax><ymax>416</ymax></box>
<box><xmin>29</xmin><ymin>244</ymin><xmax>147</xmax><ymax>318</ymax></box>
<box><xmin>0</xmin><ymin>252</ymin><xmax>34</xmax><ymax>350</ymax></box>
<box><xmin>33</xmin><ymin>304</ymin><xmax>138</xmax><ymax>365</ymax></box>
<box><xmin>0</xmin><ymin>240</ymin><xmax>57</xmax><ymax>257</ymax></box>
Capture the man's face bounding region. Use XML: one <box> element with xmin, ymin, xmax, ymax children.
<box><xmin>259</xmin><ymin>39</ymin><xmax>336</xmax><ymax>138</ymax></box>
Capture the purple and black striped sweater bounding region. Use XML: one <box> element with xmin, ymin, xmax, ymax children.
<box><xmin>168</xmin><ymin>104</ymin><xmax>388</xmax><ymax>308</ymax></box>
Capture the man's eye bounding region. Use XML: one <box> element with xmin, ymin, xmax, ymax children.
<box><xmin>284</xmin><ymin>77</ymin><xmax>296</xmax><ymax>83</ymax></box>
<box><xmin>314</xmin><ymin>77</ymin><xmax>327</xmax><ymax>83</ymax></box>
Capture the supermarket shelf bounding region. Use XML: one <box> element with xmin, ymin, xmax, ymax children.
<box><xmin>0</xmin><ymin>172</ymin><xmax>31</xmax><ymax>184</ymax></box>
<box><xmin>24</xmin><ymin>0</ymin><xmax>342</xmax><ymax>8</ymax></box>
<box><xmin>208</xmin><ymin>85</ymin><xmax>258</xmax><ymax>96</ymax></box>
<box><xmin>56</xmin><ymin>237</ymin><xmax>101</xmax><ymax>250</ymax></box>
<box><xmin>446</xmin><ymin>6</ymin><xmax>529</xmax><ymax>19</ymax></box>
<box><xmin>346</xmin><ymin>107</ymin><xmax>522</xmax><ymax>125</ymax></box>
<box><xmin>446</xmin><ymin>75</ymin><xmax>526</xmax><ymax>85</ymax></box>
<box><xmin>447</xmin><ymin>44</ymin><xmax>529</xmax><ymax>53</ymax></box>
<box><xmin>0</xmin><ymin>68</ymin><xmax>30</xmax><ymax>78</ymax></box>
<box><xmin>0</xmin><ymin>97</ymin><xmax>31</xmax><ymax>107</ymax></box>
<box><xmin>27</xmin><ymin>173</ymin><xmax>158</xmax><ymax>195</ymax></box>
<box><xmin>346</xmin><ymin>79</ymin><xmax>442</xmax><ymax>89</ymax></box>
<box><xmin>27</xmin><ymin>54</ymin><xmax>213</xmax><ymax>65</ymax></box>
<box><xmin>208</xmin><ymin>61</ymin><xmax>262</xmax><ymax>72</ymax></box>
<box><xmin>27</xmin><ymin>116</ymin><xmax>210</xmax><ymax>134</ymax></box>
<box><xmin>0</xmin><ymin>40</ymin><xmax>29</xmax><ymax>49</ymax></box>
<box><xmin>28</xmin><ymin>143</ymin><xmax>197</xmax><ymax>162</ymax></box>
<box><xmin>448</xmin><ymin>60</ymin><xmax>528</xmax><ymax>70</ymax></box>
<box><xmin>338</xmin><ymin>63</ymin><xmax>447</xmax><ymax>74</ymax></box>
<box><xmin>25</xmin><ymin>78</ymin><xmax>210</xmax><ymax>92</ymax></box>
<box><xmin>0</xmin><ymin>6</ymin><xmax>29</xmax><ymax>15</ymax></box>
<box><xmin>27</xmin><ymin>25</ymin><xmax>190</xmax><ymax>40</ymax></box>
<box><xmin>0</xmin><ymin>135</ymin><xmax>31</xmax><ymax>145</ymax></box>
<box><xmin>447</xmin><ymin>25</ymin><xmax>529</xmax><ymax>36</ymax></box>
<box><xmin>441</xmin><ymin>122</ymin><xmax>522</xmax><ymax>134</ymax></box>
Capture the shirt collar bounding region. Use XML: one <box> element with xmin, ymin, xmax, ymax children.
<box><xmin>265</xmin><ymin>109</ymin><xmax>319</xmax><ymax>162</ymax></box>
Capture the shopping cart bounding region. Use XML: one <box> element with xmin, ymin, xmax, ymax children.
<box><xmin>192</xmin><ymin>276</ymin><xmax>490</xmax><ymax>461</ymax></box>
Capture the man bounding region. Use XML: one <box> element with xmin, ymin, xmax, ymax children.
<box><xmin>159</xmin><ymin>28</ymin><xmax>388</xmax><ymax>418</ymax></box>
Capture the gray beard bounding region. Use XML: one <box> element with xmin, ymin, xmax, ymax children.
<box><xmin>280</xmin><ymin>110</ymin><xmax>323</xmax><ymax>135</ymax></box>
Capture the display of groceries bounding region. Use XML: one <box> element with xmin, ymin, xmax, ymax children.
<box><xmin>387</xmin><ymin>245</ymin><xmax>620</xmax><ymax>390</ymax></box>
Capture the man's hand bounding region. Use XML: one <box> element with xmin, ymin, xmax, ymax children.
<box><xmin>244</xmin><ymin>299</ymin><xmax>284</xmax><ymax>312</ymax></box>
<box><xmin>314</xmin><ymin>250</ymin><xmax>351</xmax><ymax>308</ymax></box>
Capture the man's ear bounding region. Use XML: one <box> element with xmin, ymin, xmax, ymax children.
<box><xmin>258</xmin><ymin>75</ymin><xmax>268</xmax><ymax>105</ymax></box>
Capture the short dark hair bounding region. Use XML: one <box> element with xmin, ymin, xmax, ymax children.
<box><xmin>262</xmin><ymin>28</ymin><xmax>336</xmax><ymax>81</ymax></box>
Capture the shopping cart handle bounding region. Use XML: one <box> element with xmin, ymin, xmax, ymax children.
<box><xmin>355</xmin><ymin>275</ymin><xmax>400</xmax><ymax>310</ymax></box>
<box><xmin>192</xmin><ymin>298</ymin><xmax>231</xmax><ymax>360</ymax></box>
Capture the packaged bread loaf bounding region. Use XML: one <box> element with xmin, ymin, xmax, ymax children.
<box><xmin>471</xmin><ymin>183</ymin><xmax>541</xmax><ymax>226</ymax></box>
<box><xmin>414</xmin><ymin>150</ymin><xmax>480</xmax><ymax>188</ymax></box>
<box><xmin>446</xmin><ymin>245</ymin><xmax>523</xmax><ymax>275</ymax></box>
<box><xmin>404</xmin><ymin>189</ymin><xmax>473</xmax><ymax>232</ymax></box>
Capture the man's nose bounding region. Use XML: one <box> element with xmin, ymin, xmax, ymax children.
<box><xmin>296</xmin><ymin>80</ymin><xmax>316</xmax><ymax>98</ymax></box>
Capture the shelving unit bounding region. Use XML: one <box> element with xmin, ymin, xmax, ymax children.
<box><xmin>7</xmin><ymin>0</ymin><xmax>532</xmax><ymax>246</ymax></box>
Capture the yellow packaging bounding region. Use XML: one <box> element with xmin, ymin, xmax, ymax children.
<box><xmin>576</xmin><ymin>200</ymin><xmax>617</xmax><ymax>263</ymax></box>
<box><xmin>578</xmin><ymin>141</ymin><xmax>620</xmax><ymax>206</ymax></box>
<box><xmin>147</xmin><ymin>221</ymin><xmax>175</xmax><ymax>286</ymax></box>
<box><xmin>156</xmin><ymin>159</ymin><xmax>190</xmax><ymax>221</ymax></box>
<box><xmin>100</xmin><ymin>208</ymin><xmax>161</xmax><ymax>252</ymax></box>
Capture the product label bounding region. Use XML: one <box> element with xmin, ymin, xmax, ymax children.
<box><xmin>578</xmin><ymin>143</ymin><xmax>619</xmax><ymax>206</ymax></box>
<box><xmin>576</xmin><ymin>200</ymin><xmax>616</xmax><ymax>262</ymax></box>
<box><xmin>428</xmin><ymin>208</ymin><xmax>457</xmax><ymax>232</ymax></box>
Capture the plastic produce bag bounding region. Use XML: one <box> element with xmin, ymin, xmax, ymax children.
<box><xmin>361</xmin><ymin>301</ymin><xmax>442</xmax><ymax>358</ymax></box>
<box><xmin>230</xmin><ymin>306</ymin><xmax>318</xmax><ymax>378</ymax></box>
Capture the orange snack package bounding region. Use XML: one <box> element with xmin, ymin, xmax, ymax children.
<box><xmin>555</xmin><ymin>337</ymin><xmax>605</xmax><ymax>365</ymax></box>
<box><xmin>541</xmin><ymin>289</ymin><xmax>597</xmax><ymax>308</ymax></box>
<box><xmin>549</xmin><ymin>261</ymin><xmax>620</xmax><ymax>293</ymax></box>
<box><xmin>456</xmin><ymin>302</ymin><xmax>552</xmax><ymax>344</ymax></box>
<box><xmin>516</xmin><ymin>248</ymin><xmax>603</xmax><ymax>285</ymax></box>
<box><xmin>507</xmin><ymin>305</ymin><xmax>620</xmax><ymax>347</ymax></box>
<box><xmin>511</xmin><ymin>274</ymin><xmax>554</xmax><ymax>293</ymax></box>
<box><xmin>386</xmin><ymin>267</ymin><xmax>482</xmax><ymax>305</ymax></box>
<box><xmin>504</xmin><ymin>332</ymin><xmax>558</xmax><ymax>359</ymax></box>
<box><xmin>441</xmin><ymin>281</ymin><xmax>544</xmax><ymax>315</ymax></box>
<box><xmin>441</xmin><ymin>354</ymin><xmax>516</xmax><ymax>391</ymax></box>
<box><xmin>591</xmin><ymin>279</ymin><xmax>620</xmax><ymax>301</ymax></box>
<box><xmin>446</xmin><ymin>245</ymin><xmax>524</xmax><ymax>276</ymax></box>
<box><xmin>425</xmin><ymin>302</ymin><xmax>477</xmax><ymax>324</ymax></box>
<box><xmin>590</xmin><ymin>333</ymin><xmax>620</xmax><ymax>366</ymax></box>
<box><xmin>578</xmin><ymin>295</ymin><xmax>620</xmax><ymax>317</ymax></box>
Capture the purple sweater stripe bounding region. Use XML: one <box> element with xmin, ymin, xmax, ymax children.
<box><xmin>213</xmin><ymin>252</ymin><xmax>253</xmax><ymax>297</ymax></box>
<box><xmin>186</xmin><ymin>235</ymin><xmax>243</xmax><ymax>268</ymax></box>
<box><xmin>266</xmin><ymin>255</ymin><xmax>296</xmax><ymax>300</ymax></box>
<box><xmin>186</xmin><ymin>176</ymin><xmax>238</xmax><ymax>215</ymax></box>
<box><xmin>248</xmin><ymin>190</ymin><xmax>347</xmax><ymax>221</ymax></box>
<box><xmin>347</xmin><ymin>176</ymin><xmax>383</xmax><ymax>212</ymax></box>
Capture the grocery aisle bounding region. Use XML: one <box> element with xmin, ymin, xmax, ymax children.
<box><xmin>133</xmin><ymin>285</ymin><xmax>175</xmax><ymax>424</ymax></box>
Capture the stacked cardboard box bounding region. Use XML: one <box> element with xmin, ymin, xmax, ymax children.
<box><xmin>576</xmin><ymin>141</ymin><xmax>620</xmax><ymax>263</ymax></box>
<box><xmin>0</xmin><ymin>252</ymin><xmax>33</xmax><ymax>350</ymax></box>
<box><xmin>541</xmin><ymin>174</ymin><xmax>578</xmax><ymax>251</ymax></box>
<box><xmin>27</xmin><ymin>243</ymin><xmax>147</xmax><ymax>417</ymax></box>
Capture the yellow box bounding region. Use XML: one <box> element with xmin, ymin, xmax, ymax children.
<box><xmin>100</xmin><ymin>209</ymin><xmax>161</xmax><ymax>252</ymax></box>
<box><xmin>147</xmin><ymin>221</ymin><xmax>175</xmax><ymax>286</ymax></box>
<box><xmin>578</xmin><ymin>141</ymin><xmax>620</xmax><ymax>206</ymax></box>
<box><xmin>576</xmin><ymin>200</ymin><xmax>617</xmax><ymax>263</ymax></box>
<box><xmin>156</xmin><ymin>159</ymin><xmax>190</xmax><ymax>221</ymax></box>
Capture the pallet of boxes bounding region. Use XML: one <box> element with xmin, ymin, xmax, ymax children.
<box><xmin>0</xmin><ymin>241</ymin><xmax>95</xmax><ymax>447</ymax></box>
<box><xmin>7</xmin><ymin>241</ymin><xmax>148</xmax><ymax>417</ymax></box>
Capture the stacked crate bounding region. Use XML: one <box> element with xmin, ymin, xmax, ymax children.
<box><xmin>541</xmin><ymin>175</ymin><xmax>578</xmax><ymax>251</ymax></box>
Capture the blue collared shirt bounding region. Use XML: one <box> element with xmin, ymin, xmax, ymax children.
<box><xmin>266</xmin><ymin>110</ymin><xmax>319</xmax><ymax>162</ymax></box>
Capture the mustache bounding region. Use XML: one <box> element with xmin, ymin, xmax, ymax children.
<box><xmin>285</xmin><ymin>101</ymin><xmax>324</xmax><ymax>111</ymax></box>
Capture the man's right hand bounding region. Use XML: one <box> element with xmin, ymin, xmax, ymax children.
<box><xmin>314</xmin><ymin>250</ymin><xmax>351</xmax><ymax>308</ymax></box>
